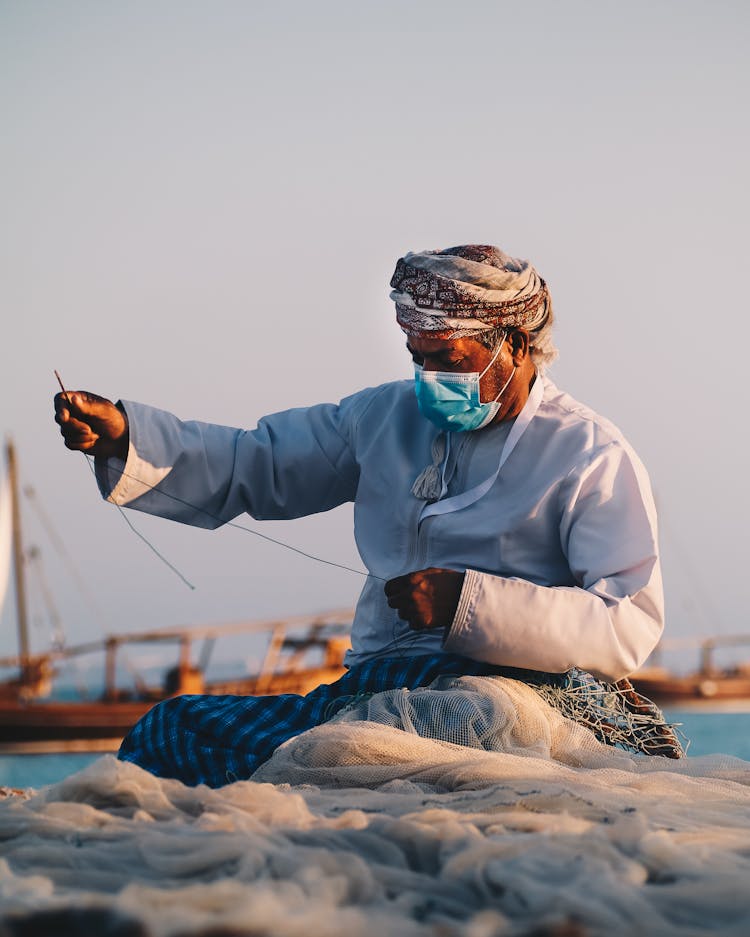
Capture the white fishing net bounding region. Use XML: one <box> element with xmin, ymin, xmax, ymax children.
<box><xmin>253</xmin><ymin>674</ymin><xmax>668</xmax><ymax>787</ymax></box>
<box><xmin>2</xmin><ymin>678</ymin><xmax>750</xmax><ymax>936</ymax></box>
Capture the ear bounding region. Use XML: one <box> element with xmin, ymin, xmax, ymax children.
<box><xmin>508</xmin><ymin>329</ymin><xmax>530</xmax><ymax>366</ymax></box>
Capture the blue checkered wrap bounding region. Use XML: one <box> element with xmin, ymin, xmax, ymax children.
<box><xmin>118</xmin><ymin>653</ymin><xmax>561</xmax><ymax>787</ymax></box>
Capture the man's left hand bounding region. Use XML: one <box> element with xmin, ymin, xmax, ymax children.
<box><xmin>384</xmin><ymin>567</ymin><xmax>465</xmax><ymax>631</ymax></box>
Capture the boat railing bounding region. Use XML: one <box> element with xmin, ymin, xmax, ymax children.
<box><xmin>646</xmin><ymin>633</ymin><xmax>750</xmax><ymax>676</ymax></box>
<box><xmin>0</xmin><ymin>608</ymin><xmax>353</xmax><ymax>701</ymax></box>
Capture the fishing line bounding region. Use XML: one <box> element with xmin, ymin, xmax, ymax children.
<box><xmin>55</xmin><ymin>371</ymin><xmax>430</xmax><ymax>660</ymax></box>
<box><xmin>56</xmin><ymin>371</ymin><xmax>200</xmax><ymax>590</ymax></box>
<box><xmin>91</xmin><ymin>459</ymin><xmax>422</xmax><ymax>657</ymax></box>
<box><xmin>87</xmin><ymin>459</ymin><xmax>429</xmax><ymax>659</ymax></box>
<box><xmin>83</xmin><ymin>455</ymin><xmax>381</xmax><ymax>585</ymax></box>
<box><xmin>98</xmin><ymin>461</ymin><xmax>422</xmax><ymax>657</ymax></box>
<box><xmin>57</xmin><ymin>363</ymin><xmax>379</xmax><ymax>586</ymax></box>
<box><xmin>81</xmin><ymin>456</ymin><xmax>197</xmax><ymax>590</ymax></box>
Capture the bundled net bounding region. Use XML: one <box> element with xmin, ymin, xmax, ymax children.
<box><xmin>3</xmin><ymin>687</ymin><xmax>750</xmax><ymax>936</ymax></box>
<box><xmin>531</xmin><ymin>670</ymin><xmax>684</xmax><ymax>758</ymax></box>
<box><xmin>329</xmin><ymin>669</ymin><xmax>684</xmax><ymax>759</ymax></box>
<box><xmin>253</xmin><ymin>672</ymin><xmax>683</xmax><ymax>789</ymax></box>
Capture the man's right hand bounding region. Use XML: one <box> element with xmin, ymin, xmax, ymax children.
<box><xmin>54</xmin><ymin>391</ymin><xmax>129</xmax><ymax>460</ymax></box>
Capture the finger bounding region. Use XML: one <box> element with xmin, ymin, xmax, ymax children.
<box><xmin>385</xmin><ymin>589</ymin><xmax>410</xmax><ymax>615</ymax></box>
<box><xmin>384</xmin><ymin>576</ymin><xmax>405</xmax><ymax>597</ymax></box>
<box><xmin>394</xmin><ymin>604</ymin><xmax>415</xmax><ymax>624</ymax></box>
<box><xmin>54</xmin><ymin>392</ymin><xmax>90</xmax><ymax>423</ymax></box>
<box><xmin>54</xmin><ymin>406</ymin><xmax>70</xmax><ymax>426</ymax></box>
<box><xmin>386</xmin><ymin>586</ymin><xmax>417</xmax><ymax>610</ymax></box>
<box><xmin>390</xmin><ymin>596</ymin><xmax>439</xmax><ymax>630</ymax></box>
<box><xmin>61</xmin><ymin>426</ymin><xmax>98</xmax><ymax>447</ymax></box>
<box><xmin>384</xmin><ymin>573</ymin><xmax>417</xmax><ymax>597</ymax></box>
<box><xmin>61</xmin><ymin>424</ymin><xmax>97</xmax><ymax>442</ymax></box>
<box><xmin>407</xmin><ymin>600</ymin><xmax>436</xmax><ymax>630</ymax></box>
<box><xmin>62</xmin><ymin>391</ymin><xmax>114</xmax><ymax>422</ymax></box>
<box><xmin>64</xmin><ymin>433</ymin><xmax>98</xmax><ymax>451</ymax></box>
<box><xmin>66</xmin><ymin>392</ymin><xmax>96</xmax><ymax>418</ymax></box>
<box><xmin>59</xmin><ymin>415</ymin><xmax>96</xmax><ymax>437</ymax></box>
<box><xmin>405</xmin><ymin>610</ymin><xmax>434</xmax><ymax>629</ymax></box>
<box><xmin>53</xmin><ymin>393</ymin><xmax>73</xmax><ymax>421</ymax></box>
<box><xmin>385</xmin><ymin>591</ymin><xmax>403</xmax><ymax>610</ymax></box>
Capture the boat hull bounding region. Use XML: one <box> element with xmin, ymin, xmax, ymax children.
<box><xmin>0</xmin><ymin>701</ymin><xmax>152</xmax><ymax>753</ymax></box>
<box><xmin>0</xmin><ymin>663</ymin><xmax>347</xmax><ymax>754</ymax></box>
<box><xmin>631</xmin><ymin>672</ymin><xmax>750</xmax><ymax>706</ymax></box>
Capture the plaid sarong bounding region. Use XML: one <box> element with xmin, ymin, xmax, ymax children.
<box><xmin>118</xmin><ymin>653</ymin><xmax>557</xmax><ymax>788</ymax></box>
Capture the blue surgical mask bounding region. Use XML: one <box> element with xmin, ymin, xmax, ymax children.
<box><xmin>414</xmin><ymin>342</ymin><xmax>515</xmax><ymax>432</ymax></box>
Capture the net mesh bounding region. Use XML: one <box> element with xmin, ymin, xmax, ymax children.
<box><xmin>4</xmin><ymin>700</ymin><xmax>750</xmax><ymax>936</ymax></box>
<box><xmin>253</xmin><ymin>673</ymin><xmax>684</xmax><ymax>788</ymax></box>
<box><xmin>532</xmin><ymin>671</ymin><xmax>684</xmax><ymax>758</ymax></box>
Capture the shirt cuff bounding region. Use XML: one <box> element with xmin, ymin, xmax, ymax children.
<box><xmin>443</xmin><ymin>568</ymin><xmax>481</xmax><ymax>648</ymax></box>
<box><xmin>94</xmin><ymin>401</ymin><xmax>172</xmax><ymax>506</ymax></box>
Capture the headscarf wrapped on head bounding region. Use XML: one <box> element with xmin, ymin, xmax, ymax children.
<box><xmin>391</xmin><ymin>245</ymin><xmax>553</xmax><ymax>501</ymax></box>
<box><xmin>390</xmin><ymin>245</ymin><xmax>550</xmax><ymax>337</ymax></box>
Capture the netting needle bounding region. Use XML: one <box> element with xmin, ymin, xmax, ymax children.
<box><xmin>54</xmin><ymin>369</ymin><xmax>72</xmax><ymax>406</ymax></box>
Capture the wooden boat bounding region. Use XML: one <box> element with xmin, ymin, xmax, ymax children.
<box><xmin>0</xmin><ymin>615</ymin><xmax>352</xmax><ymax>753</ymax></box>
<box><xmin>0</xmin><ymin>440</ymin><xmax>351</xmax><ymax>753</ymax></box>
<box><xmin>631</xmin><ymin>635</ymin><xmax>750</xmax><ymax>707</ymax></box>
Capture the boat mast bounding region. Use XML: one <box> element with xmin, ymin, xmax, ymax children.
<box><xmin>6</xmin><ymin>441</ymin><xmax>30</xmax><ymax>677</ymax></box>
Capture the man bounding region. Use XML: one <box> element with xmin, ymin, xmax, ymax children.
<box><xmin>54</xmin><ymin>245</ymin><xmax>666</xmax><ymax>786</ymax></box>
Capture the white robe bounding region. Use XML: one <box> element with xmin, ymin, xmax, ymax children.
<box><xmin>96</xmin><ymin>375</ymin><xmax>663</xmax><ymax>682</ymax></box>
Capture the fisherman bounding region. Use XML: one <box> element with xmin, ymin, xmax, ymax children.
<box><xmin>54</xmin><ymin>245</ymin><xmax>668</xmax><ymax>786</ymax></box>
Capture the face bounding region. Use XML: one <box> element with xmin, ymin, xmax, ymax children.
<box><xmin>406</xmin><ymin>331</ymin><xmax>534</xmax><ymax>423</ymax></box>
<box><xmin>406</xmin><ymin>334</ymin><xmax>511</xmax><ymax>398</ymax></box>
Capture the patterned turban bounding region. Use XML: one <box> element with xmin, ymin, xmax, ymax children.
<box><xmin>390</xmin><ymin>244</ymin><xmax>551</xmax><ymax>336</ymax></box>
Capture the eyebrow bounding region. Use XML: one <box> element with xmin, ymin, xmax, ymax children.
<box><xmin>407</xmin><ymin>343</ymin><xmax>462</xmax><ymax>360</ymax></box>
<box><xmin>407</xmin><ymin>340</ymin><xmax>451</xmax><ymax>352</ymax></box>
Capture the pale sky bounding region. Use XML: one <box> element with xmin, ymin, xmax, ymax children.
<box><xmin>1</xmin><ymin>1</ymin><xmax>748</xmax><ymax>673</ymax></box>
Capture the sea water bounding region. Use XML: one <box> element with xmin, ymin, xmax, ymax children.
<box><xmin>1</xmin><ymin>708</ymin><xmax>748</xmax><ymax>789</ymax></box>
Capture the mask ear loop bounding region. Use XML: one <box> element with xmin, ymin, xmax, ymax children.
<box><xmin>478</xmin><ymin>330</ymin><xmax>515</xmax><ymax>405</ymax></box>
<box><xmin>477</xmin><ymin>331</ymin><xmax>507</xmax><ymax>381</ymax></box>
<box><xmin>488</xmin><ymin>364</ymin><xmax>516</xmax><ymax>403</ymax></box>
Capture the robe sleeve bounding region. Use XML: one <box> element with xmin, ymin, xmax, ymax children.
<box><xmin>95</xmin><ymin>396</ymin><xmax>363</xmax><ymax>527</ymax></box>
<box><xmin>443</xmin><ymin>442</ymin><xmax>664</xmax><ymax>682</ymax></box>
